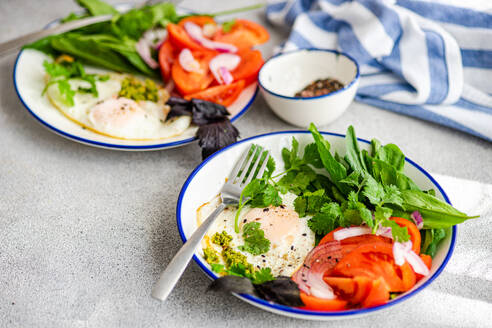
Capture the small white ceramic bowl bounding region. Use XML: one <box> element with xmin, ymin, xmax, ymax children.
<box><xmin>258</xmin><ymin>49</ymin><xmax>360</xmax><ymax>127</ymax></box>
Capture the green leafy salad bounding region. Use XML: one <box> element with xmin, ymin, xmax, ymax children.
<box><xmin>238</xmin><ymin>124</ymin><xmax>476</xmax><ymax>253</ymax></box>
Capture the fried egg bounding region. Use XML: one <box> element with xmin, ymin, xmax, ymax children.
<box><xmin>45</xmin><ymin>74</ymin><xmax>191</xmax><ymax>140</ymax></box>
<box><xmin>198</xmin><ymin>192</ymin><xmax>315</xmax><ymax>277</ymax></box>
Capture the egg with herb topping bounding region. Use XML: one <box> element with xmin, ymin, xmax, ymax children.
<box><xmin>198</xmin><ymin>192</ymin><xmax>315</xmax><ymax>277</ymax></box>
<box><xmin>45</xmin><ymin>74</ymin><xmax>191</xmax><ymax>140</ymax></box>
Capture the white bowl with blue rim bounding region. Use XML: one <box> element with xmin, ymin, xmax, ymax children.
<box><xmin>176</xmin><ymin>130</ymin><xmax>455</xmax><ymax>320</ymax></box>
<box><xmin>12</xmin><ymin>4</ymin><xmax>258</xmax><ymax>151</ymax></box>
<box><xmin>258</xmin><ymin>49</ymin><xmax>360</xmax><ymax>128</ymax></box>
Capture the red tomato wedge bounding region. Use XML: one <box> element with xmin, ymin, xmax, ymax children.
<box><xmin>390</xmin><ymin>217</ymin><xmax>421</xmax><ymax>254</ymax></box>
<box><xmin>214</xmin><ymin>19</ymin><xmax>269</xmax><ymax>49</ymax></box>
<box><xmin>184</xmin><ymin>80</ymin><xmax>245</xmax><ymax>107</ymax></box>
<box><xmin>417</xmin><ymin>254</ymin><xmax>432</xmax><ymax>280</ymax></box>
<box><xmin>231</xmin><ymin>49</ymin><xmax>264</xmax><ymax>86</ymax></box>
<box><xmin>178</xmin><ymin>15</ymin><xmax>216</xmax><ymax>28</ymax></box>
<box><xmin>299</xmin><ymin>292</ymin><xmax>348</xmax><ymax>311</ymax></box>
<box><xmin>167</xmin><ymin>23</ymin><xmax>209</xmax><ymax>51</ymax></box>
<box><xmin>172</xmin><ymin>51</ymin><xmax>215</xmax><ymax>95</ymax></box>
<box><xmin>332</xmin><ymin>242</ymin><xmax>417</xmax><ymax>293</ymax></box>
<box><xmin>158</xmin><ymin>40</ymin><xmax>176</xmax><ymax>82</ymax></box>
<box><xmin>361</xmin><ymin>278</ymin><xmax>390</xmax><ymax>308</ymax></box>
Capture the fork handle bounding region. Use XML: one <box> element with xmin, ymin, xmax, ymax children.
<box><xmin>152</xmin><ymin>202</ymin><xmax>227</xmax><ymax>301</ymax></box>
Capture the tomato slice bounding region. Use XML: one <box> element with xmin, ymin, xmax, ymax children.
<box><xmin>323</xmin><ymin>277</ymin><xmax>356</xmax><ymax>298</ymax></box>
<box><xmin>184</xmin><ymin>80</ymin><xmax>245</xmax><ymax>107</ymax></box>
<box><xmin>351</xmin><ymin>276</ymin><xmax>373</xmax><ymax>305</ymax></box>
<box><xmin>390</xmin><ymin>217</ymin><xmax>421</xmax><ymax>254</ymax></box>
<box><xmin>158</xmin><ymin>40</ymin><xmax>177</xmax><ymax>82</ymax></box>
<box><xmin>361</xmin><ymin>278</ymin><xmax>390</xmax><ymax>308</ymax></box>
<box><xmin>319</xmin><ymin>227</ymin><xmax>392</xmax><ymax>247</ymax></box>
<box><xmin>231</xmin><ymin>49</ymin><xmax>264</xmax><ymax>86</ymax></box>
<box><xmin>178</xmin><ymin>15</ymin><xmax>216</xmax><ymax>28</ymax></box>
<box><xmin>416</xmin><ymin>254</ymin><xmax>432</xmax><ymax>280</ymax></box>
<box><xmin>214</xmin><ymin>19</ymin><xmax>269</xmax><ymax>49</ymax></box>
<box><xmin>167</xmin><ymin>23</ymin><xmax>209</xmax><ymax>51</ymax></box>
<box><xmin>172</xmin><ymin>51</ymin><xmax>215</xmax><ymax>95</ymax></box>
<box><xmin>332</xmin><ymin>242</ymin><xmax>417</xmax><ymax>292</ymax></box>
<box><xmin>299</xmin><ymin>292</ymin><xmax>347</xmax><ymax>311</ymax></box>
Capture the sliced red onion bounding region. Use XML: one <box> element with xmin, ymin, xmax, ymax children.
<box><xmin>333</xmin><ymin>227</ymin><xmax>371</xmax><ymax>241</ymax></box>
<box><xmin>375</xmin><ymin>226</ymin><xmax>394</xmax><ymax>239</ymax></box>
<box><xmin>411</xmin><ymin>211</ymin><xmax>424</xmax><ymax>229</ymax></box>
<box><xmin>392</xmin><ymin>241</ymin><xmax>412</xmax><ymax>266</ymax></box>
<box><xmin>178</xmin><ymin>48</ymin><xmax>204</xmax><ymax>74</ymax></box>
<box><xmin>292</xmin><ymin>241</ymin><xmax>343</xmax><ymax>300</ymax></box>
<box><xmin>202</xmin><ymin>23</ymin><xmax>217</xmax><ymax>38</ymax></box>
<box><xmin>405</xmin><ymin>249</ymin><xmax>430</xmax><ymax>276</ymax></box>
<box><xmin>393</xmin><ymin>241</ymin><xmax>430</xmax><ymax>276</ymax></box>
<box><xmin>164</xmin><ymin>79</ymin><xmax>175</xmax><ymax>94</ymax></box>
<box><xmin>184</xmin><ymin>22</ymin><xmax>237</xmax><ymax>53</ymax></box>
<box><xmin>142</xmin><ymin>28</ymin><xmax>168</xmax><ymax>49</ymax></box>
<box><xmin>136</xmin><ymin>37</ymin><xmax>159</xmax><ymax>69</ymax></box>
<box><xmin>209</xmin><ymin>53</ymin><xmax>241</xmax><ymax>84</ymax></box>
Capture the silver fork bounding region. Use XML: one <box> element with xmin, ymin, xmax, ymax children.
<box><xmin>151</xmin><ymin>145</ymin><xmax>270</xmax><ymax>302</ymax></box>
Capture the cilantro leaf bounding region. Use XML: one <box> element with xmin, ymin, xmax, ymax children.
<box><xmin>362</xmin><ymin>175</ymin><xmax>385</xmax><ymax>205</ymax></box>
<box><xmin>340</xmin><ymin>171</ymin><xmax>362</xmax><ymax>189</ymax></box>
<box><xmin>381</xmin><ymin>219</ymin><xmax>410</xmax><ymax>242</ymax></box>
<box><xmin>381</xmin><ymin>185</ymin><xmax>404</xmax><ymax>208</ymax></box>
<box><xmin>308</xmin><ymin>202</ymin><xmax>343</xmax><ymax>236</ymax></box>
<box><xmin>238</xmin><ymin>222</ymin><xmax>271</xmax><ymax>255</ymax></box>
<box><xmin>277</xmin><ymin>166</ymin><xmax>316</xmax><ymax>195</ymax></box>
<box><xmin>294</xmin><ymin>189</ymin><xmax>330</xmax><ymax>218</ymax></box>
<box><xmin>252</xmin><ymin>267</ymin><xmax>274</xmax><ymax>284</ymax></box>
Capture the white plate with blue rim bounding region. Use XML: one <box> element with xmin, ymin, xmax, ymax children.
<box><xmin>12</xmin><ymin>4</ymin><xmax>258</xmax><ymax>151</ymax></box>
<box><xmin>176</xmin><ymin>130</ymin><xmax>456</xmax><ymax>320</ymax></box>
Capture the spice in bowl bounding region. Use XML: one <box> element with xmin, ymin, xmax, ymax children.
<box><xmin>295</xmin><ymin>78</ymin><xmax>344</xmax><ymax>98</ymax></box>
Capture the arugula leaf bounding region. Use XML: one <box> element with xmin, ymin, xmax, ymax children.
<box><xmin>222</xmin><ymin>19</ymin><xmax>236</xmax><ymax>33</ymax></box>
<box><xmin>308</xmin><ymin>202</ymin><xmax>344</xmax><ymax>236</ymax></box>
<box><xmin>282</xmin><ymin>137</ymin><xmax>303</xmax><ymax>170</ymax></box>
<box><xmin>401</xmin><ymin>190</ymin><xmax>478</xmax><ymax>228</ymax></box>
<box><xmin>308</xmin><ymin>124</ymin><xmax>348</xmax><ymax>193</ymax></box>
<box><xmin>421</xmin><ymin>228</ymin><xmax>446</xmax><ymax>257</ymax></box>
<box><xmin>76</xmin><ymin>0</ymin><xmax>118</xmax><ymax>15</ymax></box>
<box><xmin>294</xmin><ymin>189</ymin><xmax>330</xmax><ymax>218</ymax></box>
<box><xmin>238</xmin><ymin>222</ymin><xmax>271</xmax><ymax>255</ymax></box>
<box><xmin>344</xmin><ymin>125</ymin><xmax>367</xmax><ymax>173</ymax></box>
<box><xmin>303</xmin><ymin>143</ymin><xmax>323</xmax><ymax>168</ymax></box>
<box><xmin>374</xmin><ymin>142</ymin><xmax>406</xmax><ymax>172</ymax></box>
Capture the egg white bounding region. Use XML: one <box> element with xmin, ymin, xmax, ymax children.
<box><xmin>198</xmin><ymin>192</ymin><xmax>315</xmax><ymax>277</ymax></box>
<box><xmin>45</xmin><ymin>73</ymin><xmax>191</xmax><ymax>140</ymax></box>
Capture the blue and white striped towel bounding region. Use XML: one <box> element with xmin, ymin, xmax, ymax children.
<box><xmin>266</xmin><ymin>0</ymin><xmax>492</xmax><ymax>141</ymax></box>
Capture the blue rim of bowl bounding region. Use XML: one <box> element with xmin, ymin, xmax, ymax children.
<box><xmin>176</xmin><ymin>130</ymin><xmax>456</xmax><ymax>318</ymax></box>
<box><xmin>258</xmin><ymin>48</ymin><xmax>360</xmax><ymax>101</ymax></box>
<box><xmin>12</xmin><ymin>5</ymin><xmax>258</xmax><ymax>150</ymax></box>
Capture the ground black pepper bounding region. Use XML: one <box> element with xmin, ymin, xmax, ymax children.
<box><xmin>295</xmin><ymin>78</ymin><xmax>344</xmax><ymax>97</ymax></box>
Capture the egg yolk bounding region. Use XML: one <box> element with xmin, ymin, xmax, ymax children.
<box><xmin>242</xmin><ymin>206</ymin><xmax>302</xmax><ymax>248</ymax></box>
<box><xmin>89</xmin><ymin>97</ymin><xmax>148</xmax><ymax>130</ymax></box>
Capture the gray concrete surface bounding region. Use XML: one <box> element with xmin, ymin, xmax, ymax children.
<box><xmin>1</xmin><ymin>1</ymin><xmax>491</xmax><ymax>327</ymax></box>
